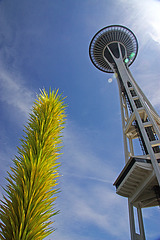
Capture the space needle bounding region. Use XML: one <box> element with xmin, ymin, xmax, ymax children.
<box><xmin>89</xmin><ymin>25</ymin><xmax>160</xmax><ymax>240</ymax></box>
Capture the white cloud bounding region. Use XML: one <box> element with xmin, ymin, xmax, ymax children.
<box><xmin>0</xmin><ymin>65</ymin><xmax>34</xmax><ymax>118</ymax></box>
<box><xmin>0</xmin><ymin>65</ymin><xmax>35</xmax><ymax>204</ymax></box>
<box><xmin>120</xmin><ymin>0</ymin><xmax>160</xmax><ymax>46</ymax></box>
<box><xmin>52</xmin><ymin>179</ymin><xmax>129</xmax><ymax>240</ymax></box>
<box><xmin>73</xmin><ymin>186</ymin><xmax>128</xmax><ymax>237</ymax></box>
<box><xmin>62</xmin><ymin>121</ymin><xmax>118</xmax><ymax>183</ymax></box>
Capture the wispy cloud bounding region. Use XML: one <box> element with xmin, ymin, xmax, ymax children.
<box><xmin>0</xmin><ymin>64</ymin><xmax>35</xmax><ymax>202</ymax></box>
<box><xmin>0</xmin><ymin>65</ymin><xmax>34</xmax><ymax>118</ymax></box>
<box><xmin>62</xmin><ymin>122</ymin><xmax>119</xmax><ymax>182</ymax></box>
<box><xmin>120</xmin><ymin>0</ymin><xmax>160</xmax><ymax>46</ymax></box>
<box><xmin>72</xmin><ymin>185</ymin><xmax>128</xmax><ymax>237</ymax></box>
<box><xmin>63</xmin><ymin>172</ymin><xmax>113</xmax><ymax>183</ymax></box>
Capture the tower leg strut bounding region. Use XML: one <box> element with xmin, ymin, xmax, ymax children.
<box><xmin>128</xmin><ymin>200</ymin><xmax>146</xmax><ymax>240</ymax></box>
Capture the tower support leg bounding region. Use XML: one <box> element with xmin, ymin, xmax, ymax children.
<box><xmin>137</xmin><ymin>205</ymin><xmax>145</xmax><ymax>240</ymax></box>
<box><xmin>128</xmin><ymin>200</ymin><xmax>136</xmax><ymax>240</ymax></box>
<box><xmin>128</xmin><ymin>200</ymin><xmax>146</xmax><ymax>240</ymax></box>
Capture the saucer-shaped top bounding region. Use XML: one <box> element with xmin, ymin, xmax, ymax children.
<box><xmin>89</xmin><ymin>25</ymin><xmax>138</xmax><ymax>73</ymax></box>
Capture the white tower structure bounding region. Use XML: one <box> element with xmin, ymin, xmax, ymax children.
<box><xmin>89</xmin><ymin>25</ymin><xmax>160</xmax><ymax>240</ymax></box>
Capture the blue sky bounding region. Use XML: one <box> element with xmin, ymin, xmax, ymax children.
<box><xmin>0</xmin><ymin>0</ymin><xmax>160</xmax><ymax>239</ymax></box>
